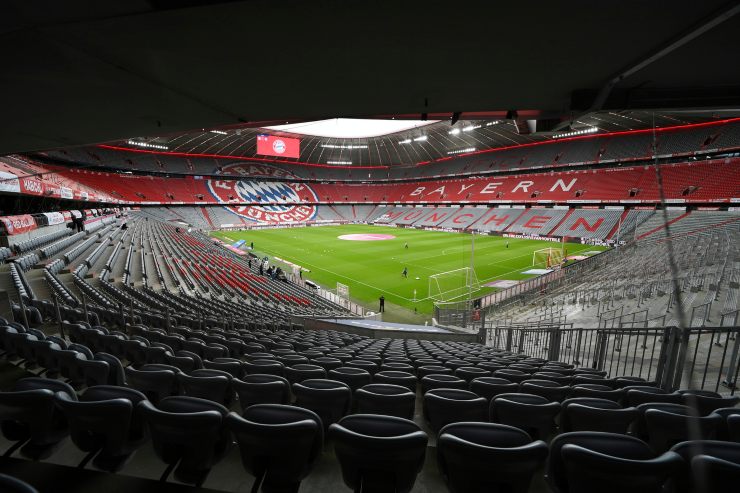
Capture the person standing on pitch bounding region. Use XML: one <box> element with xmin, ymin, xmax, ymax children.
<box><xmin>402</xmin><ymin>267</ymin><xmax>408</xmax><ymax>278</ymax></box>
<box><xmin>379</xmin><ymin>295</ymin><xmax>385</xmax><ymax>312</ymax></box>
<box><xmin>404</xmin><ymin>242</ymin><xmax>408</xmax><ymax>249</ymax></box>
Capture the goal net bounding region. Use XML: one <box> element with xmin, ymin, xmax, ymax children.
<box><xmin>533</xmin><ymin>247</ymin><xmax>564</xmax><ymax>268</ymax></box>
<box><xmin>429</xmin><ymin>267</ymin><xmax>481</xmax><ymax>302</ymax></box>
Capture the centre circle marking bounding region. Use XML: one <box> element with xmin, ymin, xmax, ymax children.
<box><xmin>338</xmin><ymin>234</ymin><xmax>396</xmax><ymax>241</ymax></box>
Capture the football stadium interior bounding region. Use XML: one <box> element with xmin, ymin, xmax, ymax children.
<box><xmin>1</xmin><ymin>1</ymin><xmax>740</xmax><ymax>492</ymax></box>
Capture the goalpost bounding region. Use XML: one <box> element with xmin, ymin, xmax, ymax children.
<box><xmin>533</xmin><ymin>247</ymin><xmax>565</xmax><ymax>268</ymax></box>
<box><xmin>428</xmin><ymin>267</ymin><xmax>481</xmax><ymax>302</ymax></box>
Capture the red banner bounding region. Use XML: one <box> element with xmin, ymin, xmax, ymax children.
<box><xmin>19</xmin><ymin>176</ymin><xmax>44</xmax><ymax>195</ymax></box>
<box><xmin>0</xmin><ymin>214</ymin><xmax>37</xmax><ymax>235</ymax></box>
<box><xmin>256</xmin><ymin>135</ymin><xmax>300</xmax><ymax>158</ymax></box>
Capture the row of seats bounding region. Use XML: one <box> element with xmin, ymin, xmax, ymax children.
<box><xmin>1</xmin><ymin>374</ymin><xmax>738</xmax><ymax>492</ymax></box>
<box><xmin>13</xmin><ymin>227</ymin><xmax>72</xmax><ymax>254</ymax></box>
<box><xmin>40</xmin><ymin>231</ymin><xmax>85</xmax><ymax>259</ymax></box>
<box><xmin>2</xmin><ymin>314</ymin><xmax>740</xmax><ymax>491</ymax></box>
<box><xmin>42</xmin><ymin>158</ymin><xmax>740</xmax><ymax>205</ymax></box>
<box><xmin>7</xmin><ymin>320</ymin><xmax>740</xmax><ymax>444</ymax></box>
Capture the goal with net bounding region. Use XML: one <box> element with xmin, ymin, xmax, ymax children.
<box><xmin>428</xmin><ymin>267</ymin><xmax>481</xmax><ymax>302</ymax></box>
<box><xmin>532</xmin><ymin>247</ymin><xmax>565</xmax><ymax>268</ymax></box>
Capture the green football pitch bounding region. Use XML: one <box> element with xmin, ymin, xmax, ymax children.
<box><xmin>211</xmin><ymin>225</ymin><xmax>606</xmax><ymax>316</ymax></box>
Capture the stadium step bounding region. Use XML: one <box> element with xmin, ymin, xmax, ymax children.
<box><xmin>605</xmin><ymin>209</ymin><xmax>631</xmax><ymax>240</ymax></box>
<box><xmin>636</xmin><ymin>210</ymin><xmax>690</xmax><ymax>240</ymax></box>
<box><xmin>546</xmin><ymin>208</ymin><xmax>574</xmax><ymax>236</ymax></box>
<box><xmin>200</xmin><ymin>207</ymin><xmax>216</xmax><ymax>229</ymax></box>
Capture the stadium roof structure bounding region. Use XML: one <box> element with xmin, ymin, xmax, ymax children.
<box><xmin>86</xmin><ymin>111</ymin><xmax>735</xmax><ymax>167</ymax></box>
<box><xmin>1</xmin><ymin>0</ymin><xmax>739</xmax><ymax>158</ymax></box>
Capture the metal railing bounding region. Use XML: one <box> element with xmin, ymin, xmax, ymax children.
<box><xmin>482</xmin><ymin>325</ymin><xmax>740</xmax><ymax>395</ymax></box>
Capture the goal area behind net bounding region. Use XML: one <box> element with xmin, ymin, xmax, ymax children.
<box><xmin>428</xmin><ymin>267</ymin><xmax>481</xmax><ymax>302</ymax></box>
<box><xmin>532</xmin><ymin>247</ymin><xmax>564</xmax><ymax>268</ymax></box>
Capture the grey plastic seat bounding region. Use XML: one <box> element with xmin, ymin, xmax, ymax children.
<box><xmin>345</xmin><ymin>359</ymin><xmax>379</xmax><ymax>375</ymax></box>
<box><xmin>625</xmin><ymin>388</ymin><xmax>683</xmax><ymax>407</ymax></box>
<box><xmin>438</xmin><ymin>422</ymin><xmax>548</xmax><ymax>493</ymax></box>
<box><xmin>202</xmin><ymin>358</ymin><xmax>243</xmax><ymax>378</ymax></box>
<box><xmin>176</xmin><ymin>372</ymin><xmax>232</xmax><ymax>405</ymax></box>
<box><xmin>94</xmin><ymin>352</ymin><xmax>126</xmax><ymax>386</ymax></box>
<box><xmin>124</xmin><ymin>366</ymin><xmax>178</xmax><ymax>404</ymax></box>
<box><xmin>284</xmin><ymin>364</ymin><xmax>327</xmax><ymax>384</ymax></box>
<box><xmin>244</xmin><ymin>359</ymin><xmax>285</xmax><ymax>376</ymax></box>
<box><xmin>0</xmin><ymin>378</ymin><xmax>76</xmax><ymax>459</ymax></box>
<box><xmin>520</xmin><ymin>379</ymin><xmax>569</xmax><ymax>402</ymax></box>
<box><xmin>679</xmin><ymin>390</ymin><xmax>740</xmax><ymax>416</ymax></box>
<box><xmin>293</xmin><ymin>379</ymin><xmax>352</xmax><ymax>431</ymax></box>
<box><xmin>469</xmin><ymin>376</ymin><xmax>519</xmax><ymax>402</ymax></box>
<box><xmin>424</xmin><ymin>388</ymin><xmax>487</xmax><ymax>433</ymax></box>
<box><xmin>373</xmin><ymin>370</ymin><xmax>417</xmax><ymax>392</ymax></box>
<box><xmin>547</xmin><ymin>431</ymin><xmax>680</xmax><ymax>493</ymax></box>
<box><xmin>561</xmin><ymin>397</ymin><xmax>638</xmax><ymax>434</ymax></box>
<box><xmin>418</xmin><ymin>365</ymin><xmax>452</xmax><ymax>378</ymax></box>
<box><xmin>632</xmin><ymin>402</ymin><xmax>692</xmax><ymax>440</ymax></box>
<box><xmin>644</xmin><ymin>408</ymin><xmax>721</xmax><ymax>453</ymax></box>
<box><xmin>561</xmin><ymin>442</ymin><xmax>682</xmax><ymax>493</ymax></box>
<box><xmin>329</xmin><ymin>414</ymin><xmax>428</xmax><ymax>493</ymax></box>
<box><xmin>421</xmin><ymin>374</ymin><xmax>468</xmax><ymax>394</ymax></box>
<box><xmin>310</xmin><ymin>356</ymin><xmax>343</xmax><ymax>372</ymax></box>
<box><xmin>355</xmin><ymin>384</ymin><xmax>415</xmax><ymax>420</ymax></box>
<box><xmin>490</xmin><ymin>392</ymin><xmax>561</xmax><ymax>440</ymax></box>
<box><xmin>568</xmin><ymin>384</ymin><xmax>624</xmax><ymax>402</ymax></box>
<box><xmin>138</xmin><ymin>396</ymin><xmax>230</xmax><ymax>486</ymax></box>
<box><xmin>232</xmin><ymin>374</ymin><xmax>291</xmax><ymax>412</ymax></box>
<box><xmin>328</xmin><ymin>367</ymin><xmax>372</xmax><ymax>392</ymax></box>
<box><xmin>453</xmin><ymin>366</ymin><xmax>490</xmax><ymax>383</ymax></box>
<box><xmin>670</xmin><ymin>440</ymin><xmax>740</xmax><ymax>493</ymax></box>
<box><xmin>493</xmin><ymin>369</ymin><xmax>530</xmax><ymax>384</ymax></box>
<box><xmin>54</xmin><ymin>385</ymin><xmax>148</xmax><ymax>471</ymax></box>
<box><xmin>226</xmin><ymin>404</ymin><xmax>323</xmax><ymax>493</ymax></box>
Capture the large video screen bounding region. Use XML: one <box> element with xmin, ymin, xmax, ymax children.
<box><xmin>256</xmin><ymin>135</ymin><xmax>300</xmax><ymax>158</ymax></box>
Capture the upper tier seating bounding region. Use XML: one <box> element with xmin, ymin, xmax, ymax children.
<box><xmin>40</xmin><ymin>119</ymin><xmax>740</xmax><ymax>180</ymax></box>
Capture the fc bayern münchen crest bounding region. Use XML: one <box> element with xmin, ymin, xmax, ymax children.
<box><xmin>207</xmin><ymin>163</ymin><xmax>318</xmax><ymax>223</ymax></box>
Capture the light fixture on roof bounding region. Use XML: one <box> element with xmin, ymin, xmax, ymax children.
<box><xmin>209</xmin><ymin>130</ymin><xmax>228</xmax><ymax>135</ymax></box>
<box><xmin>447</xmin><ymin>148</ymin><xmax>476</xmax><ymax>155</ymax></box>
<box><xmin>448</xmin><ymin>128</ymin><xmax>461</xmax><ymax>135</ymax></box>
<box><xmin>320</xmin><ymin>144</ymin><xmax>369</xmax><ymax>149</ymax></box>
<box><xmin>327</xmin><ymin>160</ymin><xmax>352</xmax><ymax>165</ymax></box>
<box><xmin>552</xmin><ymin>126</ymin><xmax>599</xmax><ymax>139</ymax></box>
<box><xmin>486</xmin><ymin>120</ymin><xmax>502</xmax><ymax>126</ymax></box>
<box><xmin>126</xmin><ymin>140</ymin><xmax>168</xmax><ymax>150</ymax></box>
<box><xmin>398</xmin><ymin>139</ymin><xmax>412</xmax><ymax>144</ymax></box>
<box><xmin>462</xmin><ymin>125</ymin><xmax>481</xmax><ymax>132</ymax></box>
<box><xmin>413</xmin><ymin>135</ymin><xmax>428</xmax><ymax>142</ymax></box>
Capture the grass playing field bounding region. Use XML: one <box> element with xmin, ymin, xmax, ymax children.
<box><xmin>211</xmin><ymin>225</ymin><xmax>607</xmax><ymax>317</ymax></box>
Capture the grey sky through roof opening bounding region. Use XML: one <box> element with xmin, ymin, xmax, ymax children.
<box><xmin>264</xmin><ymin>118</ymin><xmax>439</xmax><ymax>139</ymax></box>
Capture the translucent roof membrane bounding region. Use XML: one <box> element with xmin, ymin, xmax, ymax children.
<box><xmin>263</xmin><ymin>118</ymin><xmax>439</xmax><ymax>139</ymax></box>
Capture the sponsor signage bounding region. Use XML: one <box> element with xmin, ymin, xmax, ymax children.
<box><xmin>0</xmin><ymin>214</ymin><xmax>37</xmax><ymax>235</ymax></box>
<box><xmin>20</xmin><ymin>177</ymin><xmax>44</xmax><ymax>195</ymax></box>
<box><xmin>42</xmin><ymin>212</ymin><xmax>65</xmax><ymax>225</ymax></box>
<box><xmin>0</xmin><ymin>171</ymin><xmax>21</xmax><ymax>193</ymax></box>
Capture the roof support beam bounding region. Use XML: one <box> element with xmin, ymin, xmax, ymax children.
<box><xmin>588</xmin><ymin>2</ymin><xmax>740</xmax><ymax>113</ymax></box>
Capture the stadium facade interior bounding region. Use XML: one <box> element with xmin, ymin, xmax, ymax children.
<box><xmin>1</xmin><ymin>2</ymin><xmax>740</xmax><ymax>492</ymax></box>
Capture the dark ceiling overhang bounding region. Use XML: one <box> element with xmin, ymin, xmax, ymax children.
<box><xmin>1</xmin><ymin>0</ymin><xmax>739</xmax><ymax>156</ymax></box>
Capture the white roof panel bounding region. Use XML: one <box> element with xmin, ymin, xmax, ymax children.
<box><xmin>263</xmin><ymin>118</ymin><xmax>439</xmax><ymax>139</ymax></box>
